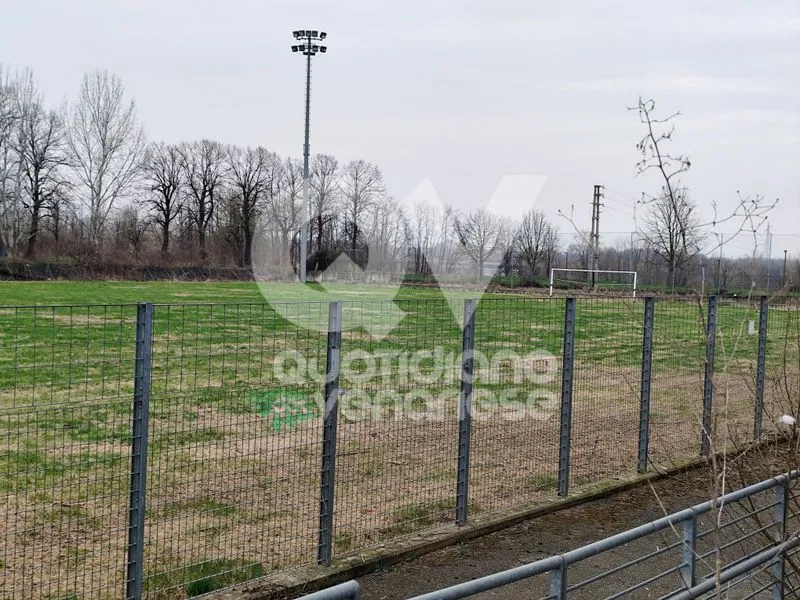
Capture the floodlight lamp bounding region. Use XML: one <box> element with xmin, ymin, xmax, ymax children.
<box><xmin>311</xmin><ymin>30</ymin><xmax>319</xmax><ymax>37</ymax></box>
<box><xmin>291</xmin><ymin>45</ymin><xmax>299</xmax><ymax>52</ymax></box>
<box><xmin>320</xmin><ymin>31</ymin><xmax>327</xmax><ymax>39</ymax></box>
<box><xmin>320</xmin><ymin>46</ymin><xmax>327</xmax><ymax>52</ymax></box>
<box><xmin>293</xmin><ymin>30</ymin><xmax>301</xmax><ymax>38</ymax></box>
<box><xmin>311</xmin><ymin>45</ymin><xmax>318</xmax><ymax>51</ymax></box>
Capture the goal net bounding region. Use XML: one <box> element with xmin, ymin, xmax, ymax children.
<box><xmin>549</xmin><ymin>269</ymin><xmax>638</xmax><ymax>297</ymax></box>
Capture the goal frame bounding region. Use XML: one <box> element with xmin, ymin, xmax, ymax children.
<box><xmin>549</xmin><ymin>268</ymin><xmax>638</xmax><ymax>297</ymax></box>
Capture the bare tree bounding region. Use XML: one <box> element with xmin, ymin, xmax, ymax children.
<box><xmin>65</xmin><ymin>71</ymin><xmax>145</xmax><ymax>245</ymax></box>
<box><xmin>142</xmin><ymin>142</ymin><xmax>182</xmax><ymax>257</ymax></box>
<box><xmin>310</xmin><ymin>153</ymin><xmax>339</xmax><ymax>253</ymax></box>
<box><xmin>365</xmin><ymin>197</ymin><xmax>410</xmax><ymax>275</ymax></box>
<box><xmin>42</xmin><ymin>189</ymin><xmax>72</xmax><ymax>249</ymax></box>
<box><xmin>0</xmin><ymin>65</ymin><xmax>22</xmax><ymax>257</ymax></box>
<box><xmin>15</xmin><ymin>71</ymin><xmax>68</xmax><ymax>258</ymax></box>
<box><xmin>436</xmin><ymin>204</ymin><xmax>461</xmax><ymax>276</ymax></box>
<box><xmin>631</xmin><ymin>97</ymin><xmax>776</xmax><ymax>290</ymax></box>
<box><xmin>339</xmin><ymin>160</ymin><xmax>385</xmax><ymax>250</ymax></box>
<box><xmin>557</xmin><ymin>204</ymin><xmax>593</xmax><ymax>272</ymax></box>
<box><xmin>114</xmin><ymin>205</ymin><xmax>149</xmax><ymax>261</ymax></box>
<box><xmin>410</xmin><ymin>199</ymin><xmax>437</xmax><ymax>275</ymax></box>
<box><xmin>268</xmin><ymin>157</ymin><xmax>303</xmax><ymax>272</ymax></box>
<box><xmin>180</xmin><ymin>139</ymin><xmax>225</xmax><ymax>261</ymax></box>
<box><xmin>642</xmin><ymin>189</ymin><xmax>703</xmax><ymax>288</ymax></box>
<box><xmin>454</xmin><ymin>208</ymin><xmax>507</xmax><ymax>279</ymax></box>
<box><xmin>226</xmin><ymin>145</ymin><xmax>273</xmax><ymax>268</ymax></box>
<box><xmin>408</xmin><ymin>198</ymin><xmax>460</xmax><ymax>277</ymax></box>
<box><xmin>631</xmin><ymin>98</ymin><xmax>691</xmax><ymax>242</ymax></box>
<box><xmin>566</xmin><ymin>232</ymin><xmax>593</xmax><ymax>270</ymax></box>
<box><xmin>515</xmin><ymin>208</ymin><xmax>558</xmax><ymax>280</ymax></box>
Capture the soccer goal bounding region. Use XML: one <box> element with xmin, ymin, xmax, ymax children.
<box><xmin>549</xmin><ymin>268</ymin><xmax>638</xmax><ymax>297</ymax></box>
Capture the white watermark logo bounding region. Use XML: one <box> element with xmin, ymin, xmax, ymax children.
<box><xmin>250</xmin><ymin>347</ymin><xmax>560</xmax><ymax>427</ymax></box>
<box><xmin>250</xmin><ymin>175</ymin><xmax>548</xmax><ymax>338</ymax></box>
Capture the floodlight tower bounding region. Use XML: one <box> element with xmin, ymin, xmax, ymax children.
<box><xmin>291</xmin><ymin>29</ymin><xmax>328</xmax><ymax>283</ymax></box>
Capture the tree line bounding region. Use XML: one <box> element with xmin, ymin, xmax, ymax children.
<box><xmin>0</xmin><ymin>66</ymin><xmax>561</xmax><ymax>281</ymax></box>
<box><xmin>0</xmin><ymin>68</ymin><xmax>405</xmax><ymax>274</ymax></box>
<box><xmin>0</xmin><ymin>67</ymin><xmax>793</xmax><ymax>291</ymax></box>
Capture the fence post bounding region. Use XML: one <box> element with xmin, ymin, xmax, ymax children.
<box><xmin>680</xmin><ymin>511</ymin><xmax>698</xmax><ymax>589</ymax></box>
<box><xmin>701</xmin><ymin>296</ymin><xmax>718</xmax><ymax>457</ymax></box>
<box><xmin>754</xmin><ymin>295</ymin><xmax>769</xmax><ymax>439</ymax></box>
<box><xmin>456</xmin><ymin>299</ymin><xmax>477</xmax><ymax>525</ymax></box>
<box><xmin>126</xmin><ymin>303</ymin><xmax>153</xmax><ymax>600</ymax></box>
<box><xmin>549</xmin><ymin>558</ymin><xmax>567</xmax><ymax>600</ymax></box>
<box><xmin>638</xmin><ymin>297</ymin><xmax>655</xmax><ymax>473</ymax></box>
<box><xmin>558</xmin><ymin>297</ymin><xmax>576</xmax><ymax>497</ymax></box>
<box><xmin>772</xmin><ymin>480</ymin><xmax>788</xmax><ymax>599</ymax></box>
<box><xmin>317</xmin><ymin>300</ymin><xmax>342</xmax><ymax>566</ymax></box>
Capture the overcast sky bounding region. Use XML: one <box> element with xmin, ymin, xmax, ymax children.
<box><xmin>2</xmin><ymin>0</ymin><xmax>799</xmax><ymax>255</ymax></box>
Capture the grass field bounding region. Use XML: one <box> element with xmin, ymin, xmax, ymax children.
<box><xmin>0</xmin><ymin>280</ymin><xmax>482</xmax><ymax>305</ymax></box>
<box><xmin>0</xmin><ymin>281</ymin><xmax>797</xmax><ymax>599</ymax></box>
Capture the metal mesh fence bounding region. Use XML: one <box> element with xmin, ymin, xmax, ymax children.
<box><xmin>570</xmin><ymin>297</ymin><xmax>642</xmax><ymax>487</ymax></box>
<box><xmin>333</xmin><ymin>298</ymin><xmax>460</xmax><ymax>552</ymax></box>
<box><xmin>0</xmin><ymin>294</ymin><xmax>796</xmax><ymax>599</ymax></box>
<box><xmin>647</xmin><ymin>299</ymin><xmax>707</xmax><ymax>466</ymax></box>
<box><xmin>142</xmin><ymin>303</ymin><xmax>327</xmax><ymax>597</ymax></box>
<box><xmin>712</xmin><ymin>298</ymin><xmax>764</xmax><ymax>450</ymax></box>
<box><xmin>0</xmin><ymin>305</ymin><xmax>137</xmax><ymax>600</ymax></box>
<box><xmin>764</xmin><ymin>297</ymin><xmax>800</xmax><ymax>433</ymax></box>
<box><xmin>470</xmin><ymin>297</ymin><xmax>562</xmax><ymax>510</ymax></box>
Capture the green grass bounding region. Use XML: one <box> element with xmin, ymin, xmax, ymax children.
<box><xmin>37</xmin><ymin>505</ymin><xmax>102</xmax><ymax>532</ymax></box>
<box><xmin>0</xmin><ymin>282</ymin><xmax>775</xmax><ymax>403</ymax></box>
<box><xmin>0</xmin><ymin>280</ymin><xmax>480</xmax><ymax>305</ymax></box>
<box><xmin>158</xmin><ymin>498</ymin><xmax>237</xmax><ymax>519</ymax></box>
<box><xmin>143</xmin><ymin>558</ymin><xmax>265</xmax><ymax>598</ymax></box>
<box><xmin>379</xmin><ymin>498</ymin><xmax>457</xmax><ymax>538</ymax></box>
<box><xmin>0</xmin><ymin>448</ymin><xmax>124</xmax><ymax>493</ymax></box>
<box><xmin>519</xmin><ymin>474</ymin><xmax>558</xmax><ymax>492</ymax></box>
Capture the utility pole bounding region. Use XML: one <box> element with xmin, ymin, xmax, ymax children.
<box><xmin>590</xmin><ymin>185</ymin><xmax>602</xmax><ymax>289</ymax></box>
<box><xmin>291</xmin><ymin>29</ymin><xmax>328</xmax><ymax>283</ymax></box>
<box><xmin>783</xmin><ymin>249</ymin><xmax>788</xmax><ymax>289</ymax></box>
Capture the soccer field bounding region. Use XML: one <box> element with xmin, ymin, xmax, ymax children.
<box><xmin>0</xmin><ymin>281</ymin><xmax>796</xmax><ymax>598</ymax></box>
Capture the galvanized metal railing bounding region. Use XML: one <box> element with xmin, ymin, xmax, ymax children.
<box><xmin>403</xmin><ymin>471</ymin><xmax>798</xmax><ymax>599</ymax></box>
<box><xmin>297</xmin><ymin>580</ymin><xmax>361</xmax><ymax>600</ymax></box>
<box><xmin>302</xmin><ymin>471</ymin><xmax>797</xmax><ymax>599</ymax></box>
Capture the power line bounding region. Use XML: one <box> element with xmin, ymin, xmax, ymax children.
<box><xmin>601</xmin><ymin>188</ymin><xmax>639</xmax><ymax>207</ymax></box>
<box><xmin>603</xmin><ymin>195</ymin><xmax>635</xmax><ymax>209</ymax></box>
